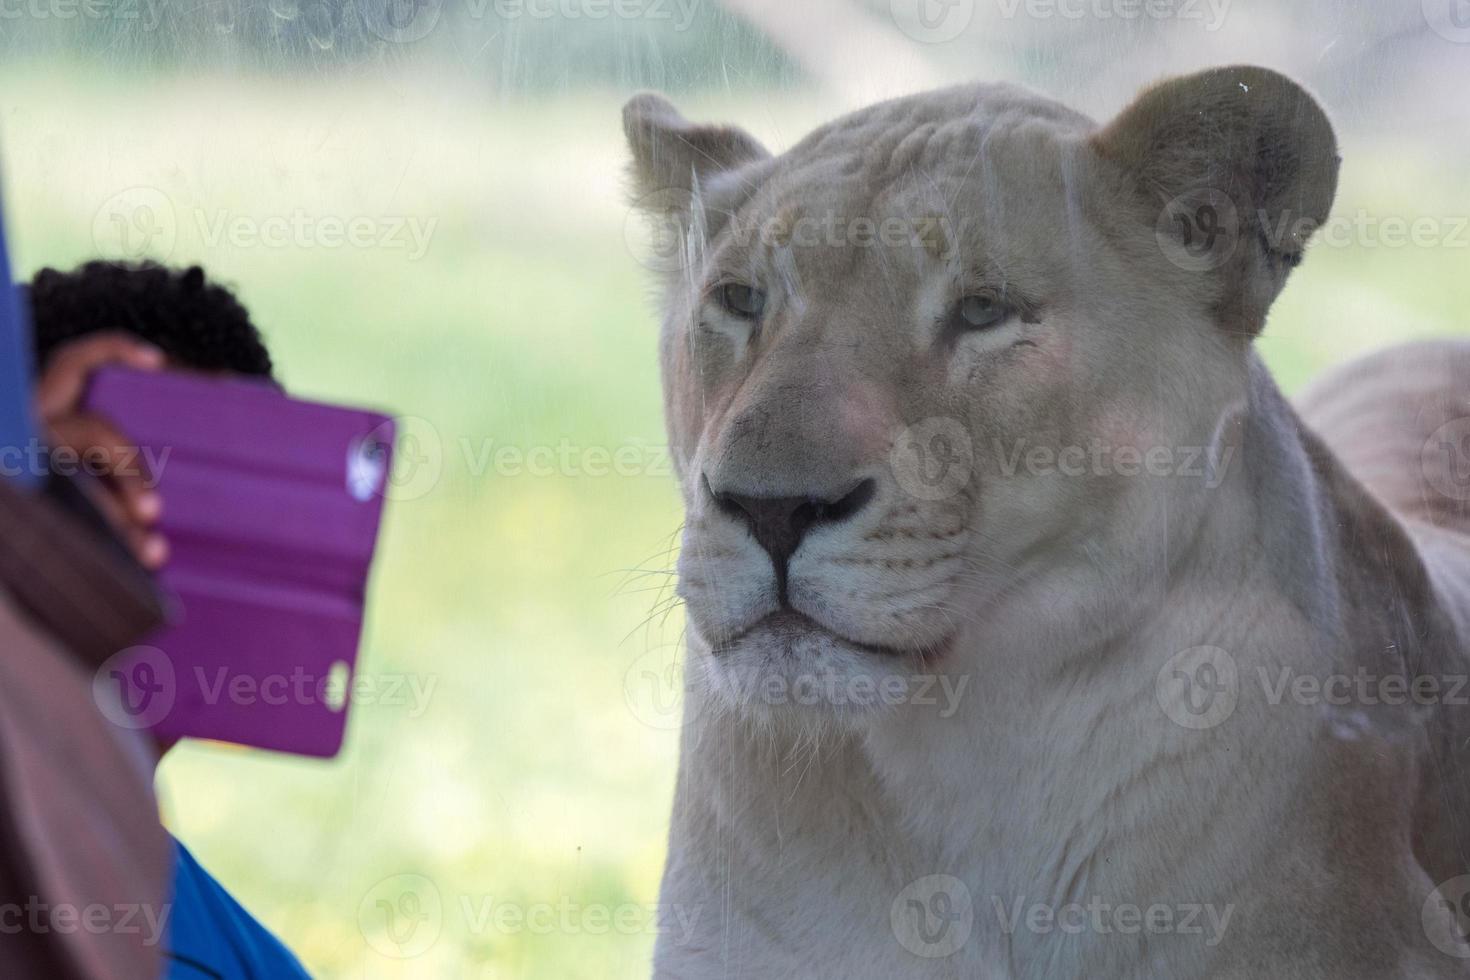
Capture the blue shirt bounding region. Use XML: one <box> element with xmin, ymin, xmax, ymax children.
<box><xmin>0</xmin><ymin>195</ymin><xmax>41</xmax><ymax>491</ymax></box>
<box><xmin>163</xmin><ymin>841</ymin><xmax>311</xmax><ymax>979</ymax></box>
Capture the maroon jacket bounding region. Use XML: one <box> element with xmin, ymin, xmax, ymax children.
<box><xmin>0</xmin><ymin>474</ymin><xmax>172</xmax><ymax>980</ymax></box>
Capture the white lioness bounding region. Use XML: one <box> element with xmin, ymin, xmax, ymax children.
<box><xmin>623</xmin><ymin>66</ymin><xmax>1470</xmax><ymax>978</ymax></box>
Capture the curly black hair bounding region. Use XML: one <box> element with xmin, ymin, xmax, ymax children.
<box><xmin>25</xmin><ymin>261</ymin><xmax>274</xmax><ymax>378</ymax></box>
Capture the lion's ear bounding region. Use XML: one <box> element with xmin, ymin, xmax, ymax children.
<box><xmin>622</xmin><ymin>92</ymin><xmax>770</xmax><ymax>203</ymax></box>
<box><xmin>1092</xmin><ymin>66</ymin><xmax>1339</xmax><ymax>335</ymax></box>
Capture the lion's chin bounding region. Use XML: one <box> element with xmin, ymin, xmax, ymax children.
<box><xmin>690</xmin><ymin>610</ymin><xmax>950</xmax><ymax>724</ymax></box>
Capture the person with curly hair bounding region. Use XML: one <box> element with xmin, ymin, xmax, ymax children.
<box><xmin>23</xmin><ymin>260</ymin><xmax>309</xmax><ymax>979</ymax></box>
<box><xmin>27</xmin><ymin>260</ymin><xmax>275</xmax><ymax>378</ymax></box>
<box><xmin>26</xmin><ymin>261</ymin><xmax>279</xmax><ymax>568</ymax></box>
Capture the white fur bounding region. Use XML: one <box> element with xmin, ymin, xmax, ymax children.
<box><xmin>624</xmin><ymin>70</ymin><xmax>1470</xmax><ymax>978</ymax></box>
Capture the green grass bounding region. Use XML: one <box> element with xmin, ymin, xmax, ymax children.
<box><xmin>1</xmin><ymin>61</ymin><xmax>1465</xmax><ymax>979</ymax></box>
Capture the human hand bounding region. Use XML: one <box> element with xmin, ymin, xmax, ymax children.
<box><xmin>35</xmin><ymin>334</ymin><xmax>168</xmax><ymax>569</ymax></box>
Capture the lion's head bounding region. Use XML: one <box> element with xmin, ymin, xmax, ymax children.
<box><xmin>623</xmin><ymin>67</ymin><xmax>1337</xmax><ymax>726</ymax></box>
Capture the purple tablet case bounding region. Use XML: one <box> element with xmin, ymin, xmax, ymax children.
<box><xmin>84</xmin><ymin>367</ymin><xmax>394</xmax><ymax>758</ymax></box>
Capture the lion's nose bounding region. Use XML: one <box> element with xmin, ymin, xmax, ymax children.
<box><xmin>704</xmin><ymin>475</ymin><xmax>876</xmax><ymax>600</ymax></box>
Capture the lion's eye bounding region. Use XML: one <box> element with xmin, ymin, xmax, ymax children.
<box><xmin>717</xmin><ymin>282</ymin><xmax>765</xmax><ymax>320</ymax></box>
<box><xmin>953</xmin><ymin>294</ymin><xmax>1012</xmax><ymax>331</ymax></box>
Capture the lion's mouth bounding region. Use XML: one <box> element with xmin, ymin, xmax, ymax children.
<box><xmin>709</xmin><ymin>609</ymin><xmax>948</xmax><ymax>662</ymax></box>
